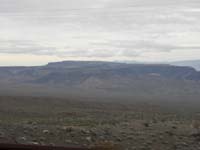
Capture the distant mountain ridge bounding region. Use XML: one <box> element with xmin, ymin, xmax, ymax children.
<box><xmin>171</xmin><ymin>60</ymin><xmax>200</xmax><ymax>71</ymax></box>
<box><xmin>0</xmin><ymin>61</ymin><xmax>200</xmax><ymax>99</ymax></box>
<box><xmin>0</xmin><ymin>61</ymin><xmax>200</xmax><ymax>84</ymax></box>
<box><xmin>118</xmin><ymin>60</ymin><xmax>200</xmax><ymax>71</ymax></box>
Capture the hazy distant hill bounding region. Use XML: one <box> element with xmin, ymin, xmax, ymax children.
<box><xmin>1</xmin><ymin>61</ymin><xmax>199</xmax><ymax>83</ymax></box>
<box><xmin>0</xmin><ymin>61</ymin><xmax>200</xmax><ymax>100</ymax></box>
<box><xmin>171</xmin><ymin>60</ymin><xmax>200</xmax><ymax>71</ymax></box>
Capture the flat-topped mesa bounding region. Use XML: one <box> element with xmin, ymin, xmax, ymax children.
<box><xmin>39</xmin><ymin>61</ymin><xmax>200</xmax><ymax>83</ymax></box>
<box><xmin>0</xmin><ymin>61</ymin><xmax>199</xmax><ymax>81</ymax></box>
<box><xmin>46</xmin><ymin>61</ymin><xmax>114</xmax><ymax>68</ymax></box>
<box><xmin>0</xmin><ymin>61</ymin><xmax>199</xmax><ymax>98</ymax></box>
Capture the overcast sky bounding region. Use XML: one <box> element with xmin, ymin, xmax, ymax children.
<box><xmin>0</xmin><ymin>0</ymin><xmax>200</xmax><ymax>66</ymax></box>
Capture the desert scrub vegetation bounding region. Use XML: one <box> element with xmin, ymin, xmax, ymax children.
<box><xmin>1</xmin><ymin>96</ymin><xmax>200</xmax><ymax>150</ymax></box>
<box><xmin>90</xmin><ymin>141</ymin><xmax>120</xmax><ymax>150</ymax></box>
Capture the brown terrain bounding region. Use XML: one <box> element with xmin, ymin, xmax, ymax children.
<box><xmin>0</xmin><ymin>96</ymin><xmax>200</xmax><ymax>150</ymax></box>
<box><xmin>0</xmin><ymin>61</ymin><xmax>200</xmax><ymax>149</ymax></box>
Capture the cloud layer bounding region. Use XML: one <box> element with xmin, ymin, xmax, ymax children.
<box><xmin>0</xmin><ymin>0</ymin><xmax>200</xmax><ymax>65</ymax></box>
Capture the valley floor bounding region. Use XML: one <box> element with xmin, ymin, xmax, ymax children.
<box><xmin>0</xmin><ymin>96</ymin><xmax>200</xmax><ymax>150</ymax></box>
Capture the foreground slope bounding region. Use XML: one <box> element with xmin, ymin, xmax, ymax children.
<box><xmin>0</xmin><ymin>96</ymin><xmax>200</xmax><ymax>150</ymax></box>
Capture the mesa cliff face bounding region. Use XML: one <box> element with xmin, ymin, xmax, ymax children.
<box><xmin>0</xmin><ymin>61</ymin><xmax>199</xmax><ymax>99</ymax></box>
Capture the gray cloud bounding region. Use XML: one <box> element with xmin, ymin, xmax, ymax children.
<box><xmin>91</xmin><ymin>40</ymin><xmax>200</xmax><ymax>54</ymax></box>
<box><xmin>1</xmin><ymin>39</ymin><xmax>199</xmax><ymax>60</ymax></box>
<box><xmin>0</xmin><ymin>40</ymin><xmax>56</xmax><ymax>55</ymax></box>
<box><xmin>0</xmin><ymin>0</ymin><xmax>200</xmax><ymax>62</ymax></box>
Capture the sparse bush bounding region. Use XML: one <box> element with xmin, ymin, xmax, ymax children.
<box><xmin>191</xmin><ymin>120</ymin><xmax>200</xmax><ymax>131</ymax></box>
<box><xmin>90</xmin><ymin>141</ymin><xmax>120</xmax><ymax>150</ymax></box>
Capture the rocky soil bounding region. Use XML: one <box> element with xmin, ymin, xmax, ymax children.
<box><xmin>0</xmin><ymin>96</ymin><xmax>200</xmax><ymax>150</ymax></box>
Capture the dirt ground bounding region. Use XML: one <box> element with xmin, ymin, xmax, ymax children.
<box><xmin>0</xmin><ymin>96</ymin><xmax>200</xmax><ymax>150</ymax></box>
